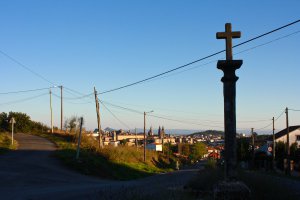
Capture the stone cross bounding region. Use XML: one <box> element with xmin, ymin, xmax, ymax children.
<box><xmin>216</xmin><ymin>23</ymin><xmax>242</xmax><ymax>181</ymax></box>
<box><xmin>214</xmin><ymin>23</ymin><xmax>250</xmax><ymax>199</ymax></box>
<box><xmin>216</xmin><ymin>23</ymin><xmax>241</xmax><ymax>60</ymax></box>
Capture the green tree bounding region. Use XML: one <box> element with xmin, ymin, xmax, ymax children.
<box><xmin>190</xmin><ymin>142</ymin><xmax>207</xmax><ymax>161</ymax></box>
<box><xmin>181</xmin><ymin>143</ymin><xmax>190</xmax><ymax>156</ymax></box>
<box><xmin>0</xmin><ymin>112</ymin><xmax>9</xmax><ymax>132</ymax></box>
<box><xmin>8</xmin><ymin>112</ymin><xmax>31</xmax><ymax>133</ymax></box>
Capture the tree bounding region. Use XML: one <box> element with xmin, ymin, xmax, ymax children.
<box><xmin>0</xmin><ymin>112</ymin><xmax>9</xmax><ymax>132</ymax></box>
<box><xmin>64</xmin><ymin>116</ymin><xmax>81</xmax><ymax>133</ymax></box>
<box><xmin>0</xmin><ymin>112</ymin><xmax>48</xmax><ymax>133</ymax></box>
<box><xmin>189</xmin><ymin>142</ymin><xmax>207</xmax><ymax>161</ymax></box>
<box><xmin>181</xmin><ymin>143</ymin><xmax>190</xmax><ymax>156</ymax></box>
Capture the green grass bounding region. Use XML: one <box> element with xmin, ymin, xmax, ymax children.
<box><xmin>33</xmin><ymin>131</ymin><xmax>173</xmax><ymax>180</ymax></box>
<box><xmin>186</xmin><ymin>168</ymin><xmax>300</xmax><ymax>200</ymax></box>
<box><xmin>0</xmin><ymin>132</ymin><xmax>17</xmax><ymax>154</ymax></box>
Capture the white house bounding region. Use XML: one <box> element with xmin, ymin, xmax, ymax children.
<box><xmin>146</xmin><ymin>143</ymin><xmax>162</xmax><ymax>151</ymax></box>
<box><xmin>269</xmin><ymin>125</ymin><xmax>300</xmax><ymax>147</ymax></box>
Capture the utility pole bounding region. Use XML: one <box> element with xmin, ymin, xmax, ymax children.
<box><xmin>94</xmin><ymin>87</ymin><xmax>103</xmax><ymax>149</ymax></box>
<box><xmin>144</xmin><ymin>112</ymin><xmax>146</xmax><ymax>162</ymax></box>
<box><xmin>135</xmin><ymin>128</ymin><xmax>138</xmax><ymax>148</ymax></box>
<box><xmin>60</xmin><ymin>85</ymin><xmax>63</xmax><ymax>131</ymax></box>
<box><xmin>272</xmin><ymin>117</ymin><xmax>276</xmax><ymax>166</ymax></box>
<box><xmin>168</xmin><ymin>134</ymin><xmax>171</xmax><ymax>161</ymax></box>
<box><xmin>251</xmin><ymin>128</ymin><xmax>255</xmax><ymax>168</ymax></box>
<box><xmin>50</xmin><ymin>89</ymin><xmax>53</xmax><ymax>134</ymax></box>
<box><xmin>285</xmin><ymin>107</ymin><xmax>290</xmax><ymax>175</ymax></box>
<box><xmin>162</xmin><ymin>129</ymin><xmax>164</xmax><ymax>154</ymax></box>
<box><xmin>76</xmin><ymin>117</ymin><xmax>83</xmax><ymax>160</ymax></box>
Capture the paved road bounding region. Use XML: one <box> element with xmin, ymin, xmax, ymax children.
<box><xmin>0</xmin><ymin>133</ymin><xmax>199</xmax><ymax>200</ymax></box>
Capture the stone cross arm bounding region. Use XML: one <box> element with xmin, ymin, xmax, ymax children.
<box><xmin>216</xmin><ymin>23</ymin><xmax>241</xmax><ymax>60</ymax></box>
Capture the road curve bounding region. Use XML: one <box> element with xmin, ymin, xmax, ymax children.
<box><xmin>0</xmin><ymin>133</ymin><xmax>199</xmax><ymax>200</ymax></box>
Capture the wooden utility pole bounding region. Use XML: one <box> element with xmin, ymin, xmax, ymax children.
<box><xmin>94</xmin><ymin>87</ymin><xmax>103</xmax><ymax>149</ymax></box>
<box><xmin>251</xmin><ymin>128</ymin><xmax>255</xmax><ymax>168</ymax></box>
<box><xmin>50</xmin><ymin>89</ymin><xmax>53</xmax><ymax>134</ymax></box>
<box><xmin>135</xmin><ymin>128</ymin><xmax>138</xmax><ymax>148</ymax></box>
<box><xmin>272</xmin><ymin>117</ymin><xmax>276</xmax><ymax>163</ymax></box>
<box><xmin>60</xmin><ymin>85</ymin><xmax>63</xmax><ymax>131</ymax></box>
<box><xmin>168</xmin><ymin>134</ymin><xmax>171</xmax><ymax>161</ymax></box>
<box><xmin>162</xmin><ymin>129</ymin><xmax>164</xmax><ymax>154</ymax></box>
<box><xmin>76</xmin><ymin>117</ymin><xmax>83</xmax><ymax>160</ymax></box>
<box><xmin>285</xmin><ymin>107</ymin><xmax>290</xmax><ymax>175</ymax></box>
<box><xmin>144</xmin><ymin>112</ymin><xmax>146</xmax><ymax>162</ymax></box>
<box><xmin>251</xmin><ymin>128</ymin><xmax>254</xmax><ymax>153</ymax></box>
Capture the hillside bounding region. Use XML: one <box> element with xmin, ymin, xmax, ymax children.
<box><xmin>190</xmin><ymin>130</ymin><xmax>224</xmax><ymax>137</ymax></box>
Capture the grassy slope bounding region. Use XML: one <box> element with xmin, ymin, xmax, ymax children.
<box><xmin>34</xmin><ymin>132</ymin><xmax>173</xmax><ymax>180</ymax></box>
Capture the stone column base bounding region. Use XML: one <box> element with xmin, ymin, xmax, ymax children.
<box><xmin>213</xmin><ymin>181</ymin><xmax>251</xmax><ymax>200</ymax></box>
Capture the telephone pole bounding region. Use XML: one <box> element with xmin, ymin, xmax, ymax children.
<box><xmin>94</xmin><ymin>87</ymin><xmax>103</xmax><ymax>149</ymax></box>
<box><xmin>60</xmin><ymin>85</ymin><xmax>63</xmax><ymax>131</ymax></box>
<box><xmin>144</xmin><ymin>112</ymin><xmax>146</xmax><ymax>162</ymax></box>
<box><xmin>272</xmin><ymin>117</ymin><xmax>276</xmax><ymax>165</ymax></box>
<box><xmin>285</xmin><ymin>107</ymin><xmax>290</xmax><ymax>175</ymax></box>
<box><xmin>135</xmin><ymin>128</ymin><xmax>138</xmax><ymax>148</ymax></box>
<box><xmin>251</xmin><ymin>128</ymin><xmax>255</xmax><ymax>167</ymax></box>
<box><xmin>50</xmin><ymin>89</ymin><xmax>53</xmax><ymax>134</ymax></box>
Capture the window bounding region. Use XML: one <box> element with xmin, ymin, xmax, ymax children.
<box><xmin>296</xmin><ymin>135</ymin><xmax>300</xmax><ymax>141</ymax></box>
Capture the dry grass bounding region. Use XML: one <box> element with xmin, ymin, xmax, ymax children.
<box><xmin>34</xmin><ymin>131</ymin><xmax>173</xmax><ymax>180</ymax></box>
<box><xmin>186</xmin><ymin>168</ymin><xmax>300</xmax><ymax>200</ymax></box>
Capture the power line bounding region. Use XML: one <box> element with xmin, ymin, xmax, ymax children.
<box><xmin>101</xmin><ymin>101</ymin><xmax>144</xmax><ymax>115</ymax></box>
<box><xmin>0</xmin><ymin>50</ymin><xmax>56</xmax><ymax>86</ymax></box>
<box><xmin>288</xmin><ymin>108</ymin><xmax>300</xmax><ymax>112</ymax></box>
<box><xmin>101</xmin><ymin>100</ymin><xmax>222</xmax><ymax>116</ymax></box>
<box><xmin>134</xmin><ymin>30</ymin><xmax>300</xmax><ymax>85</ymax></box>
<box><xmin>64</xmin><ymin>87</ymin><xmax>94</xmax><ymax>99</ymax></box>
<box><xmin>99</xmin><ymin>100</ymin><xmax>131</xmax><ymax>130</ymax></box>
<box><xmin>99</xmin><ymin>19</ymin><xmax>300</xmax><ymax>95</ymax></box>
<box><xmin>102</xmin><ymin>100</ymin><xmax>224</xmax><ymax>128</ymax></box>
<box><xmin>102</xmin><ymin>100</ymin><xmax>276</xmax><ymax>124</ymax></box>
<box><xmin>256</xmin><ymin>110</ymin><xmax>285</xmax><ymax>131</ymax></box>
<box><xmin>0</xmin><ymin>87</ymin><xmax>53</xmax><ymax>95</ymax></box>
<box><xmin>0</xmin><ymin>92</ymin><xmax>48</xmax><ymax>106</ymax></box>
<box><xmin>148</xmin><ymin>114</ymin><xmax>224</xmax><ymax>129</ymax></box>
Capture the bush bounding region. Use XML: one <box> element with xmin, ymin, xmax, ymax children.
<box><xmin>205</xmin><ymin>158</ymin><xmax>217</xmax><ymax>169</ymax></box>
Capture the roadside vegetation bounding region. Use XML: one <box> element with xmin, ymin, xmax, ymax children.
<box><xmin>185</xmin><ymin>167</ymin><xmax>300</xmax><ymax>200</ymax></box>
<box><xmin>0</xmin><ymin>132</ymin><xmax>17</xmax><ymax>154</ymax></box>
<box><xmin>34</xmin><ymin>130</ymin><xmax>175</xmax><ymax>180</ymax></box>
<box><xmin>0</xmin><ymin>112</ymin><xmax>48</xmax><ymax>133</ymax></box>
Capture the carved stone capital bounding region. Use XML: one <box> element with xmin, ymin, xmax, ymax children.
<box><xmin>217</xmin><ymin>60</ymin><xmax>243</xmax><ymax>83</ymax></box>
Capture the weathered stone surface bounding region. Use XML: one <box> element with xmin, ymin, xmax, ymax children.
<box><xmin>213</xmin><ymin>181</ymin><xmax>251</xmax><ymax>200</ymax></box>
<box><xmin>217</xmin><ymin>60</ymin><xmax>242</xmax><ymax>181</ymax></box>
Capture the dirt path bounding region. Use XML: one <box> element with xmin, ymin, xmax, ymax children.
<box><xmin>0</xmin><ymin>133</ymin><xmax>199</xmax><ymax>200</ymax></box>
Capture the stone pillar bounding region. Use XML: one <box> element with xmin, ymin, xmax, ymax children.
<box><xmin>217</xmin><ymin>60</ymin><xmax>242</xmax><ymax>181</ymax></box>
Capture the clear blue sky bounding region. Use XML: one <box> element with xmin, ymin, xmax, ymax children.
<box><xmin>1</xmin><ymin>0</ymin><xmax>299</xmax><ymax>134</ymax></box>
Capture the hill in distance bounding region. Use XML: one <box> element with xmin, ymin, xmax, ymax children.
<box><xmin>190</xmin><ymin>130</ymin><xmax>224</xmax><ymax>137</ymax></box>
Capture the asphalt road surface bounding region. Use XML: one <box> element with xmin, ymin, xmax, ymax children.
<box><xmin>0</xmin><ymin>133</ymin><xmax>199</xmax><ymax>200</ymax></box>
